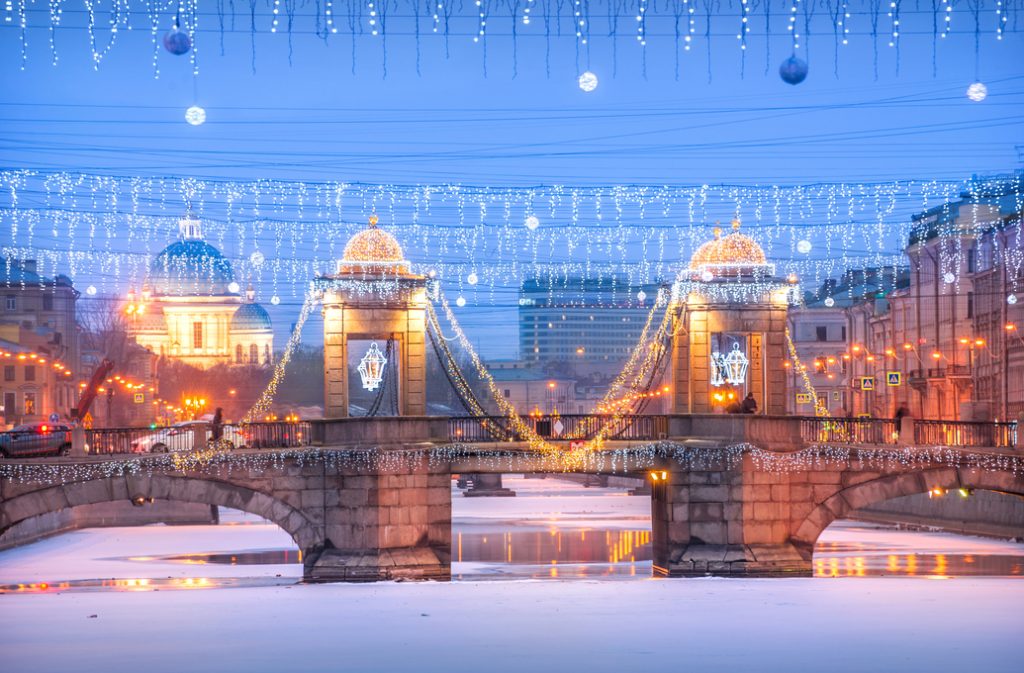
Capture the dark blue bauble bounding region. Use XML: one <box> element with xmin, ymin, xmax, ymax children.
<box><xmin>779</xmin><ymin>56</ymin><xmax>808</xmax><ymax>85</ymax></box>
<box><xmin>163</xmin><ymin>28</ymin><xmax>192</xmax><ymax>56</ymax></box>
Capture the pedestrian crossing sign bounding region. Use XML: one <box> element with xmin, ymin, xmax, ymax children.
<box><xmin>796</xmin><ymin>393</ymin><xmax>812</xmax><ymax>404</ymax></box>
<box><xmin>886</xmin><ymin>372</ymin><xmax>902</xmax><ymax>387</ymax></box>
<box><xmin>860</xmin><ymin>376</ymin><xmax>875</xmax><ymax>391</ymax></box>
<box><xmin>133</xmin><ymin>392</ymin><xmax>145</xmax><ymax>404</ymax></box>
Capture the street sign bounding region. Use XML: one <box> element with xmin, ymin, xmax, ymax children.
<box><xmin>48</xmin><ymin>412</ymin><xmax>59</xmax><ymax>423</ymax></box>
<box><xmin>795</xmin><ymin>393</ymin><xmax>812</xmax><ymax>404</ymax></box>
<box><xmin>860</xmin><ymin>376</ymin><xmax>875</xmax><ymax>391</ymax></box>
<box><xmin>886</xmin><ymin>372</ymin><xmax>902</xmax><ymax>386</ymax></box>
<box><xmin>133</xmin><ymin>392</ymin><xmax>145</xmax><ymax>404</ymax></box>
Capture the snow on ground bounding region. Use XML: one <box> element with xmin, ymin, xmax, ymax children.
<box><xmin>1</xmin><ymin>474</ymin><xmax>1022</xmax><ymax>673</ymax></box>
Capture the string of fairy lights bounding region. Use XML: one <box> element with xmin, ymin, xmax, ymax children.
<box><xmin>1</xmin><ymin>442</ymin><xmax>1020</xmax><ymax>485</ymax></box>
<box><xmin>3</xmin><ymin>170</ymin><xmax>1021</xmax><ymax>309</ymax></box>
<box><xmin>5</xmin><ymin>0</ymin><xmax>1021</xmax><ymax>86</ymax></box>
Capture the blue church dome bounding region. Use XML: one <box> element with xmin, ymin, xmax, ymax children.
<box><xmin>231</xmin><ymin>302</ymin><xmax>272</xmax><ymax>331</ymax></box>
<box><xmin>149</xmin><ymin>240</ymin><xmax>236</xmax><ymax>296</ymax></box>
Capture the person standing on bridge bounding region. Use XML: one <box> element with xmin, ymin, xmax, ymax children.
<box><xmin>894</xmin><ymin>403</ymin><xmax>911</xmax><ymax>433</ymax></box>
<box><xmin>211</xmin><ymin>408</ymin><xmax>224</xmax><ymax>444</ymax></box>
<box><xmin>741</xmin><ymin>393</ymin><xmax>758</xmax><ymax>415</ymax></box>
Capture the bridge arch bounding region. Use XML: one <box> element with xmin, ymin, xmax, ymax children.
<box><xmin>791</xmin><ymin>467</ymin><xmax>1024</xmax><ymax>557</ymax></box>
<box><xmin>0</xmin><ymin>474</ymin><xmax>324</xmax><ymax>552</ymax></box>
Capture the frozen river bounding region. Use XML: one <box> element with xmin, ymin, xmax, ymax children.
<box><xmin>1</xmin><ymin>475</ymin><xmax>1021</xmax><ymax>672</ymax></box>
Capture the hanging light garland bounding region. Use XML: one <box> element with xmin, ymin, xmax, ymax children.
<box><xmin>7</xmin><ymin>1</ymin><xmax>1021</xmax><ymax>78</ymax></box>
<box><xmin>785</xmin><ymin>326</ymin><xmax>829</xmax><ymax>416</ymax></box>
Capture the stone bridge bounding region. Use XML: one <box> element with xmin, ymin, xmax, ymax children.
<box><xmin>1</xmin><ymin>415</ymin><xmax>1021</xmax><ymax>581</ymax></box>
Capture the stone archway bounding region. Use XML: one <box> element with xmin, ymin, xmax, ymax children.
<box><xmin>0</xmin><ymin>474</ymin><xmax>323</xmax><ymax>553</ymax></box>
<box><xmin>791</xmin><ymin>467</ymin><xmax>1024</xmax><ymax>557</ymax></box>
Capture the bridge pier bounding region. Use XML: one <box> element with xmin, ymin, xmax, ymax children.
<box><xmin>651</xmin><ymin>455</ymin><xmax>811</xmax><ymax>577</ymax></box>
<box><xmin>304</xmin><ymin>462</ymin><xmax>451</xmax><ymax>582</ymax></box>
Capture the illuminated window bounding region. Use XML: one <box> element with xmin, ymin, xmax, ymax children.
<box><xmin>250</xmin><ymin>344</ymin><xmax>259</xmax><ymax>363</ymax></box>
<box><xmin>235</xmin><ymin>344</ymin><xmax>243</xmax><ymax>364</ymax></box>
<box><xmin>24</xmin><ymin>392</ymin><xmax>36</xmax><ymax>415</ymax></box>
<box><xmin>192</xmin><ymin>322</ymin><xmax>203</xmax><ymax>349</ymax></box>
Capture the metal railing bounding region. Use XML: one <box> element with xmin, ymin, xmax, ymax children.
<box><xmin>84</xmin><ymin>421</ymin><xmax>312</xmax><ymax>454</ymax></box>
<box><xmin>798</xmin><ymin>417</ymin><xmax>898</xmax><ymax>445</ymax></box>
<box><xmin>913</xmin><ymin>420</ymin><xmax>1018</xmax><ymax>448</ymax></box>
<box><xmin>448</xmin><ymin>414</ymin><xmax>669</xmax><ymax>443</ymax></box>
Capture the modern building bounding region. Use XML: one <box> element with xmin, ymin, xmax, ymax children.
<box><xmin>0</xmin><ymin>259</ymin><xmax>81</xmax><ymax>426</ymax></box>
<box><xmin>518</xmin><ymin>276</ymin><xmax>661</xmax><ymax>378</ymax></box>
<box><xmin>127</xmin><ymin>214</ymin><xmax>274</xmax><ymax>369</ymax></box>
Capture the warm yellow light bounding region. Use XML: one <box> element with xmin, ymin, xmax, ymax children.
<box><xmin>1006</xmin><ymin>323</ymin><xmax>1017</xmax><ymax>331</ymax></box>
<box><xmin>851</xmin><ymin>345</ymin><xmax>861</xmax><ymax>353</ymax></box>
<box><xmin>931</xmin><ymin>351</ymin><xmax>942</xmax><ymax>360</ymax></box>
<box><xmin>975</xmin><ymin>339</ymin><xmax>985</xmax><ymax>347</ymax></box>
<box><xmin>903</xmin><ymin>343</ymin><xmax>912</xmax><ymax>350</ymax></box>
<box><xmin>959</xmin><ymin>337</ymin><xmax>969</xmax><ymax>345</ymax></box>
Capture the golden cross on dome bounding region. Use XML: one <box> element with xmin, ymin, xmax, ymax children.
<box><xmin>712</xmin><ymin>220</ymin><xmax>722</xmax><ymax>239</ymax></box>
<box><xmin>368</xmin><ymin>214</ymin><xmax>379</xmax><ymax>228</ymax></box>
<box><xmin>731</xmin><ymin>218</ymin><xmax>741</xmax><ymax>230</ymax></box>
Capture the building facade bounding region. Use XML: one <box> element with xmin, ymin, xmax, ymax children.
<box><xmin>518</xmin><ymin>277</ymin><xmax>661</xmax><ymax>378</ymax></box>
<box><xmin>0</xmin><ymin>260</ymin><xmax>80</xmax><ymax>427</ymax></box>
<box><xmin>789</xmin><ymin>183</ymin><xmax>1024</xmax><ymax>422</ymax></box>
<box><xmin>128</xmin><ymin>215</ymin><xmax>274</xmax><ymax>369</ymax></box>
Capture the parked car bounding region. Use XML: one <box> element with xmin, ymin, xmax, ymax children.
<box><xmin>130</xmin><ymin>421</ymin><xmax>247</xmax><ymax>453</ymax></box>
<box><xmin>0</xmin><ymin>423</ymin><xmax>73</xmax><ymax>458</ymax></box>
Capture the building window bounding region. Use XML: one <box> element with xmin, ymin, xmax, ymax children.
<box><xmin>967</xmin><ymin>292</ymin><xmax>974</xmax><ymax>319</ymax></box>
<box><xmin>236</xmin><ymin>344</ymin><xmax>243</xmax><ymax>364</ymax></box>
<box><xmin>841</xmin><ymin>325</ymin><xmax>847</xmax><ymax>342</ymax></box>
<box><xmin>4</xmin><ymin>295</ymin><xmax>14</xmax><ymax>311</ymax></box>
<box><xmin>967</xmin><ymin>249</ymin><xmax>976</xmax><ymax>273</ymax></box>
<box><xmin>264</xmin><ymin>345</ymin><xmax>271</xmax><ymax>364</ymax></box>
<box><xmin>24</xmin><ymin>392</ymin><xmax>36</xmax><ymax>416</ymax></box>
<box><xmin>504</xmin><ymin>389</ymin><xmax>511</xmax><ymax>398</ymax></box>
<box><xmin>192</xmin><ymin>322</ymin><xmax>203</xmax><ymax>349</ymax></box>
<box><xmin>42</xmin><ymin>294</ymin><xmax>54</xmax><ymax>311</ymax></box>
<box><xmin>24</xmin><ymin>365</ymin><xmax>35</xmax><ymax>382</ymax></box>
<box><xmin>815</xmin><ymin>326</ymin><xmax>828</xmax><ymax>342</ymax></box>
<box><xmin>3</xmin><ymin>365</ymin><xmax>14</xmax><ymax>381</ymax></box>
<box><xmin>250</xmin><ymin>343</ymin><xmax>259</xmax><ymax>363</ymax></box>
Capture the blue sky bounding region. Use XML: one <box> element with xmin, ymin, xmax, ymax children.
<box><xmin>1</xmin><ymin>3</ymin><xmax>1022</xmax><ymax>357</ymax></box>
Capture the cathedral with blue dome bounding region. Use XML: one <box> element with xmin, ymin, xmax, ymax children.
<box><xmin>128</xmin><ymin>214</ymin><xmax>274</xmax><ymax>369</ymax></box>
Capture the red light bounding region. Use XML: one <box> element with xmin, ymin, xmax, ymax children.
<box><xmin>40</xmin><ymin>425</ymin><xmax>49</xmax><ymax>433</ymax></box>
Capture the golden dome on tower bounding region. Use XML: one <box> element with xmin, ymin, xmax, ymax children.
<box><xmin>338</xmin><ymin>215</ymin><xmax>410</xmax><ymax>274</ymax></box>
<box><xmin>689</xmin><ymin>219</ymin><xmax>768</xmax><ymax>270</ymax></box>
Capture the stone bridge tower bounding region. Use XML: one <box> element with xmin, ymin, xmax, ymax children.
<box><xmin>319</xmin><ymin>216</ymin><xmax>429</xmax><ymax>418</ymax></box>
<box><xmin>670</xmin><ymin>220</ymin><xmax>796</xmax><ymax>415</ymax></box>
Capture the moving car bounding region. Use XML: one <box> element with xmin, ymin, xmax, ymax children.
<box><xmin>129</xmin><ymin>421</ymin><xmax>247</xmax><ymax>453</ymax></box>
<box><xmin>0</xmin><ymin>423</ymin><xmax>73</xmax><ymax>458</ymax></box>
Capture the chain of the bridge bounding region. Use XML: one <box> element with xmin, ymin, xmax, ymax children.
<box><xmin>427</xmin><ymin>287</ymin><xmax>678</xmax><ymax>454</ymax></box>
<box><xmin>242</xmin><ymin>288</ymin><xmax>320</xmax><ymax>425</ymax></box>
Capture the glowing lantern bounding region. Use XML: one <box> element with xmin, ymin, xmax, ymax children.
<box><xmin>357</xmin><ymin>342</ymin><xmax>388</xmax><ymax>391</ymax></box>
<box><xmin>711</xmin><ymin>343</ymin><xmax>750</xmax><ymax>387</ymax></box>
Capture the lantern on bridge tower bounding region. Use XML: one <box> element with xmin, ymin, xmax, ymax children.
<box><xmin>318</xmin><ymin>215</ymin><xmax>429</xmax><ymax>418</ymax></box>
<box><xmin>669</xmin><ymin>219</ymin><xmax>796</xmax><ymax>414</ymax></box>
<box><xmin>357</xmin><ymin>342</ymin><xmax>388</xmax><ymax>391</ymax></box>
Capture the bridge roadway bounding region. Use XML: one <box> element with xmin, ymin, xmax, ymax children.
<box><xmin>1</xmin><ymin>415</ymin><xmax>1021</xmax><ymax>581</ymax></box>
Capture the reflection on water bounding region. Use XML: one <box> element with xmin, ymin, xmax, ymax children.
<box><xmin>812</xmin><ymin>540</ymin><xmax>1024</xmax><ymax>578</ymax></box>
<box><xmin>158</xmin><ymin>549</ymin><xmax>304</xmax><ymax>565</ymax></box>
<box><xmin>0</xmin><ymin>576</ymin><xmax>295</xmax><ymax>594</ymax></box>
<box><xmin>453</xmin><ymin>528</ymin><xmax>652</xmax><ymax>580</ymax></box>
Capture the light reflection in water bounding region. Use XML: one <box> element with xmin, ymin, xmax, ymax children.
<box><xmin>0</xmin><ymin>576</ymin><xmax>294</xmax><ymax>594</ymax></box>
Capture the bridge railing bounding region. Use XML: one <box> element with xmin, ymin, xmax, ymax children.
<box><xmin>913</xmin><ymin>420</ymin><xmax>1018</xmax><ymax>448</ymax></box>
<box><xmin>798</xmin><ymin>417</ymin><xmax>898</xmax><ymax>445</ymax></box>
<box><xmin>83</xmin><ymin>421</ymin><xmax>311</xmax><ymax>454</ymax></box>
<box><xmin>447</xmin><ymin>414</ymin><xmax>669</xmax><ymax>443</ymax></box>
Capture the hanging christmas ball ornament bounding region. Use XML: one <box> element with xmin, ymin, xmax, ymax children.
<box><xmin>1009</xmin><ymin>294</ymin><xmax>1019</xmax><ymax>306</ymax></box>
<box><xmin>249</xmin><ymin>251</ymin><xmax>265</xmax><ymax>267</ymax></box>
<box><xmin>270</xmin><ymin>295</ymin><xmax>281</xmax><ymax>305</ymax></box>
<box><xmin>86</xmin><ymin>285</ymin><xmax>97</xmax><ymax>296</ymax></box>
<box><xmin>966</xmin><ymin>82</ymin><xmax>988</xmax><ymax>102</ymax></box>
<box><xmin>701</xmin><ymin>270</ymin><xmax>714</xmax><ymax>282</ymax></box>
<box><xmin>162</xmin><ymin>25</ymin><xmax>192</xmax><ymax>55</ymax></box>
<box><xmin>636</xmin><ymin>290</ymin><xmax>647</xmax><ymax>303</ymax></box>
<box><xmin>779</xmin><ymin>56</ymin><xmax>809</xmax><ymax>85</ymax></box>
<box><xmin>467</xmin><ymin>272</ymin><xmax>479</xmax><ymax>286</ymax></box>
<box><xmin>524</xmin><ymin>215</ymin><xmax>540</xmax><ymax>231</ymax></box>
<box><xmin>943</xmin><ymin>272</ymin><xmax>956</xmax><ymax>284</ymax></box>
<box><xmin>824</xmin><ymin>297</ymin><xmax>836</xmax><ymax>307</ymax></box>
<box><xmin>228</xmin><ymin>281</ymin><xmax>241</xmax><ymax>294</ymax></box>
<box><xmin>184</xmin><ymin>105</ymin><xmax>206</xmax><ymax>126</ymax></box>
<box><xmin>578</xmin><ymin>71</ymin><xmax>599</xmax><ymax>92</ymax></box>
<box><xmin>796</xmin><ymin>239</ymin><xmax>812</xmax><ymax>254</ymax></box>
<box><xmin>456</xmin><ymin>296</ymin><xmax>467</xmax><ymax>307</ymax></box>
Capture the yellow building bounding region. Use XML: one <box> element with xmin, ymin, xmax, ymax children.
<box><xmin>129</xmin><ymin>215</ymin><xmax>274</xmax><ymax>369</ymax></box>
